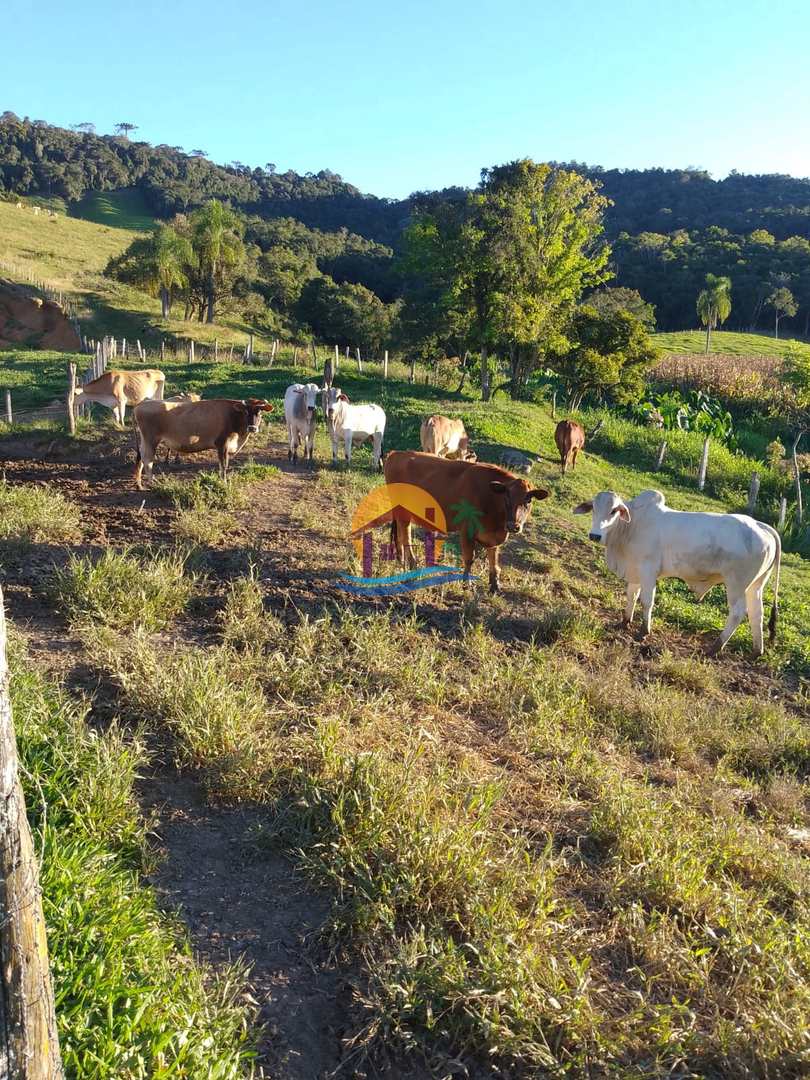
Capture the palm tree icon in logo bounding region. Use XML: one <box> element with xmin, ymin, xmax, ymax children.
<box><xmin>449</xmin><ymin>498</ymin><xmax>484</xmax><ymax>540</ymax></box>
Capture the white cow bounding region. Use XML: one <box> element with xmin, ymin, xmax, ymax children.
<box><xmin>283</xmin><ymin>382</ymin><xmax>320</xmax><ymax>464</ymax></box>
<box><xmin>322</xmin><ymin>387</ymin><xmax>385</xmax><ymax>469</ymax></box>
<box><xmin>573</xmin><ymin>489</ymin><xmax>781</xmax><ymax>656</ymax></box>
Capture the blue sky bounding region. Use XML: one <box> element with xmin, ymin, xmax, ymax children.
<box><xmin>4</xmin><ymin>0</ymin><xmax>809</xmax><ymax>198</ymax></box>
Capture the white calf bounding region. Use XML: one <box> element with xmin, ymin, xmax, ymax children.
<box><xmin>574</xmin><ymin>489</ymin><xmax>781</xmax><ymax>656</ymax></box>
<box><xmin>284</xmin><ymin>382</ymin><xmax>320</xmax><ymax>464</ymax></box>
<box><xmin>323</xmin><ymin>388</ymin><xmax>386</xmax><ymax>469</ymax></box>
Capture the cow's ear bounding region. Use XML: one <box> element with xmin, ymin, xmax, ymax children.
<box><xmin>260</xmin><ymin>402</ymin><xmax>274</xmax><ymax>412</ymax></box>
<box><xmin>528</xmin><ymin>488</ymin><xmax>550</xmax><ymax>501</ymax></box>
<box><xmin>572</xmin><ymin>501</ymin><xmax>593</xmax><ymax>515</ymax></box>
<box><xmin>490</xmin><ymin>480</ymin><xmax>507</xmax><ymax>493</ymax></box>
<box><xmin>615</xmin><ymin>504</ymin><xmax>630</xmax><ymax>522</ymax></box>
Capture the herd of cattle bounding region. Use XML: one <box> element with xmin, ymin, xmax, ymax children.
<box><xmin>69</xmin><ymin>367</ymin><xmax>782</xmax><ymax>657</ymax></box>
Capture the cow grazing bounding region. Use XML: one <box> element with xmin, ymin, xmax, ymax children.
<box><xmin>322</xmin><ymin>386</ymin><xmax>386</xmax><ymax>469</ymax></box>
<box><xmin>73</xmin><ymin>368</ymin><xmax>165</xmax><ymax>427</ymax></box>
<box><xmin>134</xmin><ymin>397</ymin><xmax>273</xmax><ymax>489</ymax></box>
<box><xmin>573</xmin><ymin>489</ymin><xmax>781</xmax><ymax>656</ymax></box>
<box><xmin>555</xmin><ymin>420</ymin><xmax>585</xmax><ymax>474</ymax></box>
<box><xmin>420</xmin><ymin>415</ymin><xmax>476</xmax><ymax>460</ymax></box>
<box><xmin>284</xmin><ymin>382</ymin><xmax>320</xmax><ymax>464</ymax></box>
<box><xmin>384</xmin><ymin>450</ymin><xmax>549</xmax><ymax>593</ymax></box>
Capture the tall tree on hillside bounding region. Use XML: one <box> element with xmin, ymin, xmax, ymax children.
<box><xmin>105</xmin><ymin>224</ymin><xmax>193</xmax><ymax>318</ymax></box>
<box><xmin>190</xmin><ymin>200</ymin><xmax>245</xmax><ymax>323</ymax></box>
<box><xmin>402</xmin><ymin>160</ymin><xmax>611</xmax><ymax>400</ymax></box>
<box><xmin>114</xmin><ymin>122</ymin><xmax>138</xmax><ymax>139</ymax></box>
<box><xmin>767</xmin><ymin>286</ymin><xmax>797</xmax><ymax>339</ymax></box>
<box><xmin>696</xmin><ymin>273</ymin><xmax>732</xmax><ymax>353</ymax></box>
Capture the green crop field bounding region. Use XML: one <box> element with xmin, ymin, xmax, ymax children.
<box><xmin>655</xmin><ymin>328</ymin><xmax>810</xmax><ymax>358</ymax></box>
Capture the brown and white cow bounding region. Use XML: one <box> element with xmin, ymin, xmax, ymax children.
<box><xmin>419</xmin><ymin>415</ymin><xmax>476</xmax><ymax>460</ymax></box>
<box><xmin>133</xmin><ymin>397</ymin><xmax>273</xmax><ymax>489</ymax></box>
<box><xmin>554</xmin><ymin>420</ymin><xmax>585</xmax><ymax>474</ymax></box>
<box><xmin>383</xmin><ymin>450</ymin><xmax>549</xmax><ymax>592</ymax></box>
<box><xmin>73</xmin><ymin>368</ymin><xmax>165</xmax><ymax>426</ymax></box>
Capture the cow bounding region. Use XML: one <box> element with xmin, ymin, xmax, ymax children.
<box><xmin>148</xmin><ymin>393</ymin><xmax>202</xmax><ymax>464</ymax></box>
<box><xmin>555</xmin><ymin>420</ymin><xmax>585</xmax><ymax>475</ymax></box>
<box><xmin>420</xmin><ymin>415</ymin><xmax>476</xmax><ymax>461</ymax></box>
<box><xmin>72</xmin><ymin>368</ymin><xmax>165</xmax><ymax>427</ymax></box>
<box><xmin>133</xmin><ymin>397</ymin><xmax>273</xmax><ymax>489</ymax></box>
<box><xmin>384</xmin><ymin>450</ymin><xmax>549</xmax><ymax>593</ymax></box>
<box><xmin>322</xmin><ymin>386</ymin><xmax>385</xmax><ymax>469</ymax></box>
<box><xmin>573</xmin><ymin>489</ymin><xmax>781</xmax><ymax>656</ymax></box>
<box><xmin>284</xmin><ymin>382</ymin><xmax>320</xmax><ymax>464</ymax></box>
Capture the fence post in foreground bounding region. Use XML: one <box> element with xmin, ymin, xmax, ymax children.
<box><xmin>0</xmin><ymin>588</ymin><xmax>65</xmax><ymax>1079</ymax></box>
<box><xmin>334</xmin><ymin>344</ymin><xmax>339</xmax><ymax>373</ymax></box>
<box><xmin>4</xmin><ymin>391</ymin><xmax>11</xmax><ymax>425</ymax></box>
<box><xmin>655</xmin><ymin>441</ymin><xmax>667</xmax><ymax>470</ymax></box>
<box><xmin>409</xmin><ymin>356</ymin><xmax>416</xmax><ymax>385</ymax></box>
<box><xmin>697</xmin><ymin>438</ymin><xmax>710</xmax><ymax>491</ymax></box>
<box><xmin>792</xmin><ymin>430</ymin><xmax>806</xmax><ymax>527</ymax></box>
<box><xmin>551</xmin><ymin>388</ymin><xmax>557</xmax><ymax>420</ymax></box>
<box><xmin>355</xmin><ymin>347</ymin><xmax>363</xmax><ymax>373</ymax></box>
<box><xmin>747</xmin><ymin>473</ymin><xmax>760</xmax><ymax>514</ymax></box>
<box><xmin>383</xmin><ymin>350</ymin><xmax>389</xmax><ymax>379</ymax></box>
<box><xmin>66</xmin><ymin>364</ymin><xmax>77</xmax><ymax>436</ymax></box>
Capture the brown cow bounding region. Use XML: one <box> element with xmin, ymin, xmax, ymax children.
<box><xmin>133</xmin><ymin>397</ymin><xmax>273</xmax><ymax>489</ymax></box>
<box><xmin>383</xmin><ymin>450</ymin><xmax>549</xmax><ymax>592</ymax></box>
<box><xmin>72</xmin><ymin>368</ymin><xmax>165</xmax><ymax>426</ymax></box>
<box><xmin>554</xmin><ymin>420</ymin><xmax>585</xmax><ymax>474</ymax></box>
<box><xmin>419</xmin><ymin>415</ymin><xmax>476</xmax><ymax>460</ymax></box>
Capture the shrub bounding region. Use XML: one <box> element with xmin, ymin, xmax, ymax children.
<box><xmin>0</xmin><ymin>479</ymin><xmax>82</xmax><ymax>543</ymax></box>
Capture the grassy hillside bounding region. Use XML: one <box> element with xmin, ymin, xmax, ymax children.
<box><xmin>0</xmin><ymin>199</ymin><xmax>276</xmax><ymax>351</ymax></box>
<box><xmin>655</xmin><ymin>328</ymin><xmax>810</xmax><ymax>358</ymax></box>
<box><xmin>71</xmin><ymin>188</ymin><xmax>155</xmax><ymax>231</ymax></box>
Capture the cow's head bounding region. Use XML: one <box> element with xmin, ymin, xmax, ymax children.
<box><xmin>295</xmin><ymin>383</ymin><xmax>320</xmax><ymax>416</ymax></box>
<box><xmin>241</xmin><ymin>398</ymin><xmax>274</xmax><ymax>433</ymax></box>
<box><xmin>573</xmin><ymin>491</ymin><xmax>630</xmax><ymax>543</ymax></box>
<box><xmin>490</xmin><ymin>478</ymin><xmax>549</xmax><ymax>534</ymax></box>
<box><xmin>321</xmin><ymin>386</ymin><xmax>348</xmax><ymax>423</ymax></box>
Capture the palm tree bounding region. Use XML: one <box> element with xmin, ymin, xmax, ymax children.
<box><xmin>153</xmin><ymin>226</ymin><xmax>193</xmax><ymax>318</ymax></box>
<box><xmin>696</xmin><ymin>274</ymin><xmax>732</xmax><ymax>354</ymax></box>
<box><xmin>190</xmin><ymin>200</ymin><xmax>244</xmax><ymax>323</ymax></box>
<box><xmin>450</xmin><ymin>499</ymin><xmax>484</xmax><ymax>539</ymax></box>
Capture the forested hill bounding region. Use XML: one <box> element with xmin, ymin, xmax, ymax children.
<box><xmin>4</xmin><ymin>112</ymin><xmax>810</xmax><ymax>333</ymax></box>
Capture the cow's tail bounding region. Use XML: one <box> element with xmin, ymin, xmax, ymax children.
<box><xmin>762</xmin><ymin>523</ymin><xmax>782</xmax><ymax>646</ymax></box>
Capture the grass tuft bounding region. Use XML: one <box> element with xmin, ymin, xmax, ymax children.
<box><xmin>0</xmin><ymin>479</ymin><xmax>82</xmax><ymax>544</ymax></box>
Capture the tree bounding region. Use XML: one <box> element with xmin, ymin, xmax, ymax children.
<box><xmin>114</xmin><ymin>122</ymin><xmax>138</xmax><ymax>139</ymax></box>
<box><xmin>189</xmin><ymin>200</ymin><xmax>245</xmax><ymax>323</ymax></box>
<box><xmin>105</xmin><ymin>224</ymin><xmax>193</xmax><ymax>318</ymax></box>
<box><xmin>547</xmin><ymin>305</ymin><xmax>657</xmax><ymax>411</ymax></box>
<box><xmin>767</xmin><ymin>286</ymin><xmax>797</xmax><ymax>339</ymax></box>
<box><xmin>696</xmin><ymin>273</ymin><xmax>732</xmax><ymax>353</ymax></box>
<box><xmin>402</xmin><ymin>160</ymin><xmax>611</xmax><ymax>400</ymax></box>
<box><xmin>587</xmin><ymin>286</ymin><xmax>656</xmax><ymax>330</ymax></box>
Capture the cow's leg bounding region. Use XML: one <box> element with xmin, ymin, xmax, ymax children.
<box><xmin>571</xmin><ymin>447</ymin><xmax>579</xmax><ymax>471</ymax></box>
<box><xmin>135</xmin><ymin>437</ymin><xmax>155</xmax><ymax>489</ymax></box>
<box><xmin>372</xmin><ymin>431</ymin><xmax>383</xmax><ymax>471</ymax></box>
<box><xmin>709</xmin><ymin>592</ymin><xmax>748</xmax><ymax>655</ymax></box>
<box><xmin>402</xmin><ymin>522</ymin><xmax>417</xmax><ymax>569</ymax></box>
<box><xmin>638</xmin><ymin>577</ymin><xmax>658</xmax><ymax>639</ymax></box>
<box><xmin>486</xmin><ymin>547</ymin><xmax>500</xmax><ymax>593</ymax></box>
<box><xmin>119</xmin><ymin>399</ymin><xmax>127</xmax><ymax>426</ymax></box>
<box><xmin>344</xmin><ymin>432</ymin><xmax>352</xmax><ymax>464</ymax></box>
<box><xmin>460</xmin><ymin>533</ymin><xmax>475</xmax><ymax>584</ymax></box>
<box><xmin>745</xmin><ymin>582</ymin><xmax>766</xmax><ymax>657</ymax></box>
<box><xmin>287</xmin><ymin>425</ymin><xmax>293</xmax><ymax>462</ymax></box>
<box><xmin>623</xmin><ymin>583</ymin><xmax>641</xmax><ymax>626</ymax></box>
<box><xmin>331</xmin><ymin>433</ymin><xmax>338</xmax><ymax>464</ymax></box>
<box><xmin>217</xmin><ymin>444</ymin><xmax>230</xmax><ymax>481</ymax></box>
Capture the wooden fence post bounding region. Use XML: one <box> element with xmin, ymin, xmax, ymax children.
<box><xmin>480</xmin><ymin>346</ymin><xmax>490</xmax><ymax>401</ymax></box>
<box><xmin>311</xmin><ymin>342</ymin><xmax>318</xmax><ymax>370</ymax></box>
<box><xmin>334</xmin><ymin>344</ymin><xmax>340</xmax><ymax>373</ymax></box>
<box><xmin>355</xmin><ymin>347</ymin><xmax>363</xmax><ymax>373</ymax></box>
<box><xmin>697</xmin><ymin>437</ymin><xmax>710</xmax><ymax>491</ymax></box>
<box><xmin>792</xmin><ymin>430</ymin><xmax>805</xmax><ymax>527</ymax></box>
<box><xmin>160</xmin><ymin>340</ymin><xmax>165</xmax><ymax>362</ymax></box>
<box><xmin>747</xmin><ymin>472</ymin><xmax>761</xmax><ymax>514</ymax></box>
<box><xmin>4</xmin><ymin>390</ymin><xmax>12</xmax><ymax>425</ymax></box>
<box><xmin>551</xmin><ymin>388</ymin><xmax>557</xmax><ymax>420</ymax></box>
<box><xmin>409</xmin><ymin>356</ymin><xmax>416</xmax><ymax>385</ymax></box>
<box><xmin>214</xmin><ymin>339</ymin><xmax>218</xmax><ymax>362</ymax></box>
<box><xmin>778</xmin><ymin>497</ymin><xmax>787</xmax><ymax>531</ymax></box>
<box><xmin>655</xmin><ymin>441</ymin><xmax>667</xmax><ymax>470</ymax></box>
<box><xmin>0</xmin><ymin>588</ymin><xmax>65</xmax><ymax>1079</ymax></box>
<box><xmin>66</xmin><ymin>363</ymin><xmax>76</xmax><ymax>436</ymax></box>
<box><xmin>383</xmin><ymin>349</ymin><xmax>389</xmax><ymax>379</ymax></box>
<box><xmin>188</xmin><ymin>340</ymin><xmax>195</xmax><ymax>364</ymax></box>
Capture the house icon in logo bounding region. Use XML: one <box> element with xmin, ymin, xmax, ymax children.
<box><xmin>337</xmin><ymin>482</ymin><xmax>473</xmax><ymax>595</ymax></box>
